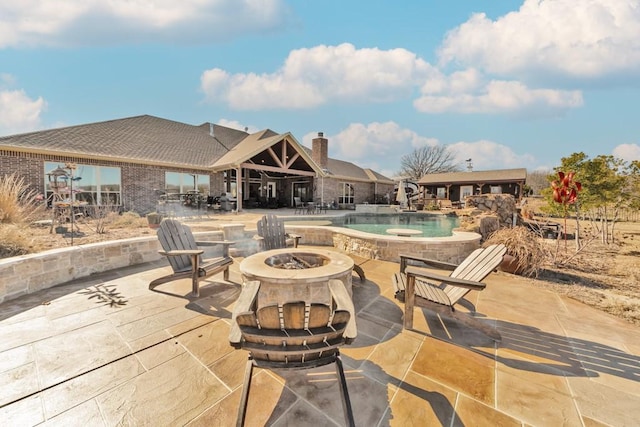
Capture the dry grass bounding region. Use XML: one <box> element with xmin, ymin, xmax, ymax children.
<box><xmin>0</xmin><ymin>173</ymin><xmax>46</xmax><ymax>225</ymax></box>
<box><xmin>109</xmin><ymin>211</ymin><xmax>147</xmax><ymax>228</ymax></box>
<box><xmin>484</xmin><ymin>226</ymin><xmax>549</xmax><ymax>277</ymax></box>
<box><xmin>0</xmin><ymin>224</ymin><xmax>45</xmax><ymax>258</ymax></box>
<box><xmin>0</xmin><ymin>173</ymin><xmax>49</xmax><ymax>257</ymax></box>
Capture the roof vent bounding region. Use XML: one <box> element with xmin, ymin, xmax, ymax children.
<box><xmin>209</xmin><ymin>123</ymin><xmax>215</xmax><ymax>137</ymax></box>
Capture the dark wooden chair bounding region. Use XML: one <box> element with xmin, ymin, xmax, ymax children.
<box><xmin>392</xmin><ymin>244</ymin><xmax>506</xmax><ymax>341</ymax></box>
<box><xmin>254</xmin><ymin>214</ymin><xmax>301</xmax><ymax>250</ymax></box>
<box><xmin>229</xmin><ymin>280</ymin><xmax>356</xmax><ymax>427</ymax></box>
<box><xmin>149</xmin><ymin>219</ymin><xmax>234</xmax><ymax>297</ymax></box>
<box><xmin>293</xmin><ymin>196</ymin><xmax>306</xmax><ymax>214</ymax></box>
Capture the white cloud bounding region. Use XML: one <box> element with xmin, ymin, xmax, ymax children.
<box><xmin>448</xmin><ymin>140</ymin><xmax>536</xmax><ymax>170</ymax></box>
<box><xmin>612</xmin><ymin>143</ymin><xmax>640</xmax><ymax>163</ymax></box>
<box><xmin>201</xmin><ymin>43</ymin><xmax>435</xmax><ymax>110</ymax></box>
<box><xmin>438</xmin><ymin>0</ymin><xmax>640</xmax><ymax>80</ymax></box>
<box><xmin>301</xmin><ymin>121</ymin><xmax>439</xmax><ymax>178</ymax></box>
<box><xmin>297</xmin><ymin>122</ymin><xmax>540</xmax><ymax>176</ymax></box>
<box><xmin>1</xmin><ymin>73</ymin><xmax>16</xmax><ymax>85</ymax></box>
<box><xmin>216</xmin><ymin>118</ymin><xmax>259</xmax><ymax>134</ymax></box>
<box><xmin>415</xmin><ymin>75</ymin><xmax>583</xmax><ymax>115</ymax></box>
<box><xmin>303</xmin><ymin>121</ymin><xmax>438</xmax><ymax>161</ymax></box>
<box><xmin>203</xmin><ymin>43</ymin><xmax>583</xmax><ymax>115</ymax></box>
<box><xmin>0</xmin><ymin>89</ymin><xmax>47</xmax><ymax>135</ymax></box>
<box><xmin>0</xmin><ymin>0</ymin><xmax>290</xmax><ymax>47</ymax></box>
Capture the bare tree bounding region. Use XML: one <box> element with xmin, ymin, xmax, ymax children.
<box><xmin>398</xmin><ymin>145</ymin><xmax>460</xmax><ymax>180</ymax></box>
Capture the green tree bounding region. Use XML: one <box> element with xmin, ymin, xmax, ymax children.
<box><xmin>543</xmin><ymin>152</ymin><xmax>632</xmax><ymax>246</ymax></box>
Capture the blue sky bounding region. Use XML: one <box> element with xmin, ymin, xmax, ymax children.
<box><xmin>1</xmin><ymin>0</ymin><xmax>639</xmax><ymax>178</ymax></box>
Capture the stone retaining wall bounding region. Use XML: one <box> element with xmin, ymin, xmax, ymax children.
<box><xmin>0</xmin><ymin>231</ymin><xmax>225</xmax><ymax>304</ymax></box>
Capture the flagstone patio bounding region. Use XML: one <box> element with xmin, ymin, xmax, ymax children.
<box><xmin>1</xmin><ymin>247</ymin><xmax>639</xmax><ymax>426</ymax></box>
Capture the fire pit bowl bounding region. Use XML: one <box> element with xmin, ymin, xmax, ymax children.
<box><xmin>264</xmin><ymin>252</ymin><xmax>330</xmax><ymax>269</ymax></box>
<box><xmin>240</xmin><ymin>248</ymin><xmax>355</xmax><ymax>307</ymax></box>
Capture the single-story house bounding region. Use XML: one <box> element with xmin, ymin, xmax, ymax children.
<box><xmin>0</xmin><ymin>115</ymin><xmax>394</xmax><ymax>214</ymax></box>
<box><xmin>417</xmin><ymin>168</ymin><xmax>527</xmax><ymax>206</ymax></box>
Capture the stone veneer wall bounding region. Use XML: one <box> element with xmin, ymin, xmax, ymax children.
<box><xmin>464</xmin><ymin>194</ymin><xmax>517</xmax><ymax>227</ymax></box>
<box><xmin>286</xmin><ymin>225</ymin><xmax>481</xmax><ymax>264</ymax></box>
<box><xmin>0</xmin><ymin>230</ymin><xmax>224</xmax><ymax>304</ymax></box>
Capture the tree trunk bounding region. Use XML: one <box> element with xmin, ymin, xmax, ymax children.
<box><xmin>574</xmin><ymin>203</ymin><xmax>581</xmax><ymax>251</ymax></box>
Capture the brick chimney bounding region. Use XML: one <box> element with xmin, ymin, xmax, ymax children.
<box><xmin>312</xmin><ymin>132</ymin><xmax>328</xmax><ymax>170</ymax></box>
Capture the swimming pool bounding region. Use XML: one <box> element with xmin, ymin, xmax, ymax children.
<box><xmin>330</xmin><ymin>213</ymin><xmax>459</xmax><ymax>237</ymax></box>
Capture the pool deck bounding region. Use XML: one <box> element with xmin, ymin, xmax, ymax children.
<box><xmin>1</xmin><ymin>238</ymin><xmax>639</xmax><ymax>426</ymax></box>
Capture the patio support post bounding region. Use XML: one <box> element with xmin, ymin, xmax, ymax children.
<box><xmin>236</xmin><ymin>166</ymin><xmax>242</xmax><ymax>212</ymax></box>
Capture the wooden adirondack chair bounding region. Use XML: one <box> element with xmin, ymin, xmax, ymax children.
<box><xmin>229</xmin><ymin>280</ymin><xmax>356</xmax><ymax>427</ymax></box>
<box><xmin>149</xmin><ymin>219</ymin><xmax>234</xmax><ymax>297</ymax></box>
<box><xmin>254</xmin><ymin>214</ymin><xmax>301</xmax><ymax>250</ymax></box>
<box><xmin>392</xmin><ymin>244</ymin><xmax>506</xmax><ymax>341</ymax></box>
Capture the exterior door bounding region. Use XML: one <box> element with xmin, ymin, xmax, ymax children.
<box><xmin>460</xmin><ymin>185</ymin><xmax>473</xmax><ymax>207</ymax></box>
<box><xmin>292</xmin><ymin>181</ymin><xmax>311</xmax><ymax>205</ymax></box>
<box><xmin>266</xmin><ymin>181</ymin><xmax>276</xmax><ymax>198</ymax></box>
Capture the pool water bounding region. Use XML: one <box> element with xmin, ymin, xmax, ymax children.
<box><xmin>331</xmin><ymin>213</ymin><xmax>459</xmax><ymax>237</ymax></box>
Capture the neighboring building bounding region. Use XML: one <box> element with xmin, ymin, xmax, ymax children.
<box><xmin>0</xmin><ymin>115</ymin><xmax>394</xmax><ymax>214</ymax></box>
<box><xmin>417</xmin><ymin>168</ymin><xmax>527</xmax><ymax>205</ymax></box>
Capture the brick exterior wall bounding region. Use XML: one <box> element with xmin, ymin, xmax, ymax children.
<box><xmin>0</xmin><ymin>150</ymin><xmax>46</xmax><ymax>191</ymax></box>
<box><xmin>2</xmin><ymin>150</ymin><xmax>391</xmax><ymax>214</ymax></box>
<box><xmin>317</xmin><ymin>177</ymin><xmax>394</xmax><ymax>207</ymax></box>
<box><xmin>1</xmin><ymin>150</ymin><xmax>221</xmax><ymax>215</ymax></box>
<box><xmin>311</xmin><ymin>133</ymin><xmax>328</xmax><ymax>169</ymax></box>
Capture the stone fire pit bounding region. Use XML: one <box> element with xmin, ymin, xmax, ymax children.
<box><xmin>264</xmin><ymin>252</ymin><xmax>329</xmax><ymax>269</ymax></box>
<box><xmin>239</xmin><ymin>248</ymin><xmax>354</xmax><ymax>307</ymax></box>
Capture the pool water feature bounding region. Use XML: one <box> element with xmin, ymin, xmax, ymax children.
<box><xmin>330</xmin><ymin>213</ymin><xmax>459</xmax><ymax>237</ymax></box>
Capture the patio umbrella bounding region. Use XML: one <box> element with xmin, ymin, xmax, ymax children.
<box><xmin>396</xmin><ymin>180</ymin><xmax>407</xmax><ymax>208</ymax></box>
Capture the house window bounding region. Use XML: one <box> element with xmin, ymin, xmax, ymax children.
<box><xmin>44</xmin><ymin>162</ymin><xmax>121</xmax><ymax>206</ymax></box>
<box><xmin>165</xmin><ymin>172</ymin><xmax>210</xmax><ymax>194</ymax></box>
<box><xmin>338</xmin><ymin>183</ymin><xmax>354</xmax><ymax>204</ymax></box>
<box><xmin>490</xmin><ymin>185</ymin><xmax>502</xmax><ymax>194</ymax></box>
<box><xmin>436</xmin><ymin>187</ymin><xmax>446</xmax><ymax>198</ymax></box>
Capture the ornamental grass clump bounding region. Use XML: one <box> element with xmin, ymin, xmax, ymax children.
<box><xmin>484</xmin><ymin>226</ymin><xmax>549</xmax><ymax>278</ymax></box>
<box><xmin>0</xmin><ymin>173</ymin><xmax>45</xmax><ymax>225</ymax></box>
<box><xmin>0</xmin><ymin>174</ymin><xmax>47</xmax><ymax>257</ymax></box>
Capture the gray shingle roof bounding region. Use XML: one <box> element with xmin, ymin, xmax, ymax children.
<box><xmin>0</xmin><ymin>115</ymin><xmax>247</xmax><ymax>169</ymax></box>
<box><xmin>418</xmin><ymin>168</ymin><xmax>527</xmax><ymax>185</ymax></box>
<box><xmin>0</xmin><ymin>114</ymin><xmax>393</xmax><ymax>183</ymax></box>
<box><xmin>299</xmin><ymin>146</ymin><xmax>393</xmax><ymax>182</ymax></box>
<box><xmin>364</xmin><ymin>168</ymin><xmax>395</xmax><ymax>184</ymax></box>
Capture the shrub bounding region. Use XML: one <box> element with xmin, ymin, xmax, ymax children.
<box><xmin>484</xmin><ymin>226</ymin><xmax>549</xmax><ymax>278</ymax></box>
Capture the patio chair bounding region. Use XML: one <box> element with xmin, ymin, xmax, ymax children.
<box><xmin>254</xmin><ymin>214</ymin><xmax>301</xmax><ymax>250</ymax></box>
<box><xmin>293</xmin><ymin>196</ymin><xmax>306</xmax><ymax>214</ymax></box>
<box><xmin>229</xmin><ymin>280</ymin><xmax>356</xmax><ymax>427</ymax></box>
<box><xmin>149</xmin><ymin>219</ymin><xmax>234</xmax><ymax>297</ymax></box>
<box><xmin>392</xmin><ymin>244</ymin><xmax>506</xmax><ymax>341</ymax></box>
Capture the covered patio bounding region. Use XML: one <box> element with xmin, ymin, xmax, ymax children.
<box><xmin>1</xmin><ymin>245</ymin><xmax>639</xmax><ymax>426</ymax></box>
